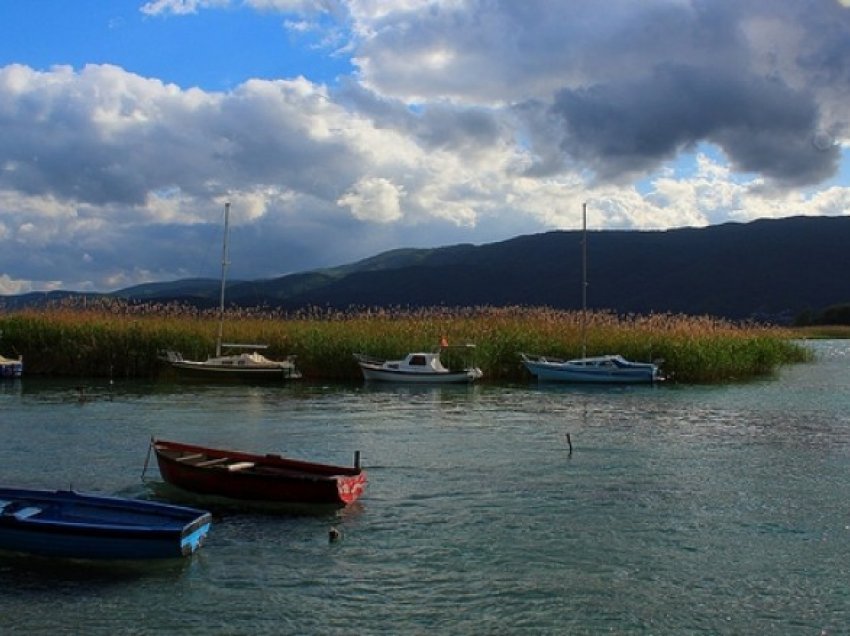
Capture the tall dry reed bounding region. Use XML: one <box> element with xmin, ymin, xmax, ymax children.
<box><xmin>0</xmin><ymin>298</ymin><xmax>810</xmax><ymax>383</ymax></box>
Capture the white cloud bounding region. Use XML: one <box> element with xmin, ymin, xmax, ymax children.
<box><xmin>0</xmin><ymin>273</ymin><xmax>63</xmax><ymax>295</ymax></box>
<box><xmin>140</xmin><ymin>0</ymin><xmax>229</xmax><ymax>16</ymax></box>
<box><xmin>246</xmin><ymin>0</ymin><xmax>338</xmax><ymax>11</ymax></box>
<box><xmin>338</xmin><ymin>177</ymin><xmax>403</xmax><ymax>223</ymax></box>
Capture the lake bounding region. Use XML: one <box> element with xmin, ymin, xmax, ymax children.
<box><xmin>1</xmin><ymin>340</ymin><xmax>849</xmax><ymax>634</ymax></box>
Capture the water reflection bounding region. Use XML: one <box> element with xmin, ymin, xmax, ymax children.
<box><xmin>0</xmin><ymin>549</ymin><xmax>194</xmax><ymax>590</ymax></box>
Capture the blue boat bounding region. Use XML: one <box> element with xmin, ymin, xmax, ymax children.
<box><xmin>0</xmin><ymin>488</ymin><xmax>212</xmax><ymax>560</ymax></box>
<box><xmin>520</xmin><ymin>352</ymin><xmax>661</xmax><ymax>383</ymax></box>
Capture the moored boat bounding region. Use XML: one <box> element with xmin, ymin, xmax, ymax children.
<box><xmin>150</xmin><ymin>438</ymin><xmax>366</xmax><ymax>507</ymax></box>
<box><xmin>162</xmin><ymin>349</ymin><xmax>300</xmax><ymax>381</ymax></box>
<box><xmin>0</xmin><ymin>354</ymin><xmax>22</xmax><ymax>379</ymax></box>
<box><xmin>520</xmin><ymin>353</ymin><xmax>661</xmax><ymax>383</ymax></box>
<box><xmin>0</xmin><ymin>487</ymin><xmax>212</xmax><ymax>560</ymax></box>
<box><xmin>162</xmin><ymin>202</ymin><xmax>300</xmax><ymax>382</ymax></box>
<box><xmin>522</xmin><ymin>202</ymin><xmax>663</xmax><ymax>384</ymax></box>
<box><xmin>354</xmin><ymin>343</ymin><xmax>483</xmax><ymax>384</ymax></box>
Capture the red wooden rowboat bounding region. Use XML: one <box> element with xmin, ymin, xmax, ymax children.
<box><xmin>150</xmin><ymin>438</ymin><xmax>366</xmax><ymax>507</ymax></box>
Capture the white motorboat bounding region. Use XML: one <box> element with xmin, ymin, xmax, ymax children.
<box><xmin>354</xmin><ymin>345</ymin><xmax>483</xmax><ymax>384</ymax></box>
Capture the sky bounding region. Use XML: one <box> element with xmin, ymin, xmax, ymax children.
<box><xmin>1</xmin><ymin>0</ymin><xmax>849</xmax><ymax>294</ymax></box>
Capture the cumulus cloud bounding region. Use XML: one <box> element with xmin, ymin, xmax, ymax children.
<box><xmin>339</xmin><ymin>0</ymin><xmax>850</xmax><ymax>189</ymax></box>
<box><xmin>338</xmin><ymin>177</ymin><xmax>403</xmax><ymax>223</ymax></box>
<box><xmin>0</xmin><ymin>62</ymin><xmax>538</xmax><ymax>289</ymax></box>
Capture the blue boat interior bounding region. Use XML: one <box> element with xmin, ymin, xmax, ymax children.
<box><xmin>0</xmin><ymin>495</ymin><xmax>194</xmax><ymax>527</ymax></box>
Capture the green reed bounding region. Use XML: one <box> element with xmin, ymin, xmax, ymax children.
<box><xmin>0</xmin><ymin>301</ymin><xmax>810</xmax><ymax>383</ymax></box>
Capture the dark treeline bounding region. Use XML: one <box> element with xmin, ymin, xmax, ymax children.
<box><xmin>794</xmin><ymin>303</ymin><xmax>850</xmax><ymax>326</ymax></box>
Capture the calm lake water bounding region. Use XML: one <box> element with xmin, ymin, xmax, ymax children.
<box><xmin>2</xmin><ymin>340</ymin><xmax>850</xmax><ymax>634</ymax></box>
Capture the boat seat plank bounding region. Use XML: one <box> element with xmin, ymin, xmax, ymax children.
<box><xmin>176</xmin><ymin>453</ymin><xmax>204</xmax><ymax>463</ymax></box>
<box><xmin>227</xmin><ymin>462</ymin><xmax>255</xmax><ymax>472</ymax></box>
<box><xmin>195</xmin><ymin>457</ymin><xmax>230</xmax><ymax>467</ymax></box>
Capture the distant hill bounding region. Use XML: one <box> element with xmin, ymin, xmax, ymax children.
<box><xmin>3</xmin><ymin>215</ymin><xmax>849</xmax><ymax>322</ymax></box>
<box><xmin>0</xmin><ymin>290</ymin><xmax>109</xmax><ymax>311</ymax></box>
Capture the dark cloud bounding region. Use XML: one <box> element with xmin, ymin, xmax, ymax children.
<box><xmin>350</xmin><ymin>0</ymin><xmax>849</xmax><ymax>187</ymax></box>
<box><xmin>552</xmin><ymin>63</ymin><xmax>839</xmax><ymax>186</ymax></box>
<box><xmin>336</xmin><ymin>79</ymin><xmax>503</xmax><ymax>153</ymax></box>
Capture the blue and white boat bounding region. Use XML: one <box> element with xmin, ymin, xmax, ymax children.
<box><xmin>520</xmin><ymin>353</ymin><xmax>661</xmax><ymax>383</ymax></box>
<box><xmin>0</xmin><ymin>488</ymin><xmax>212</xmax><ymax>560</ymax></box>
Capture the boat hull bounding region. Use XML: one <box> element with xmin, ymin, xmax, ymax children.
<box><xmin>169</xmin><ymin>360</ymin><xmax>301</xmax><ymax>381</ymax></box>
<box><xmin>153</xmin><ymin>439</ymin><xmax>366</xmax><ymax>507</ymax></box>
<box><xmin>0</xmin><ymin>488</ymin><xmax>211</xmax><ymax>560</ymax></box>
<box><xmin>358</xmin><ymin>364</ymin><xmax>482</xmax><ymax>384</ymax></box>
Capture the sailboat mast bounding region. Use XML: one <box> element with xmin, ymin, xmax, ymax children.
<box><xmin>216</xmin><ymin>201</ymin><xmax>230</xmax><ymax>358</ymax></box>
<box><xmin>581</xmin><ymin>201</ymin><xmax>587</xmax><ymax>359</ymax></box>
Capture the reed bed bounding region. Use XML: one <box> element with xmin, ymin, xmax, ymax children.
<box><xmin>0</xmin><ymin>299</ymin><xmax>810</xmax><ymax>383</ymax></box>
<box><xmin>792</xmin><ymin>325</ymin><xmax>850</xmax><ymax>339</ymax></box>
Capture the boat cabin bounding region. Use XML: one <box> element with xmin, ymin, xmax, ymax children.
<box><xmin>393</xmin><ymin>353</ymin><xmax>449</xmax><ymax>373</ymax></box>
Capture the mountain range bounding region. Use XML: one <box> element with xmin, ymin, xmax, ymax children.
<box><xmin>3</xmin><ymin>215</ymin><xmax>849</xmax><ymax>323</ymax></box>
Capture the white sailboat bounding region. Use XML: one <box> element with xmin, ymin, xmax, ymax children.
<box><xmin>0</xmin><ymin>353</ymin><xmax>22</xmax><ymax>379</ymax></box>
<box><xmin>163</xmin><ymin>202</ymin><xmax>301</xmax><ymax>381</ymax></box>
<box><xmin>520</xmin><ymin>203</ymin><xmax>661</xmax><ymax>383</ymax></box>
<box><xmin>0</xmin><ymin>329</ymin><xmax>22</xmax><ymax>379</ymax></box>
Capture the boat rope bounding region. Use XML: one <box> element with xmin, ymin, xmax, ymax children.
<box><xmin>141</xmin><ymin>438</ymin><xmax>153</xmax><ymax>481</ymax></box>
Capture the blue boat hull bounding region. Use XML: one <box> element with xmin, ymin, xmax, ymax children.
<box><xmin>0</xmin><ymin>488</ymin><xmax>211</xmax><ymax>560</ymax></box>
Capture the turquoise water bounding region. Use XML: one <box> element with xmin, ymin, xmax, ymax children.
<box><xmin>1</xmin><ymin>340</ymin><xmax>850</xmax><ymax>634</ymax></box>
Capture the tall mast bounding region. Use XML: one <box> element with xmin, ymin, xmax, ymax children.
<box><xmin>581</xmin><ymin>201</ymin><xmax>587</xmax><ymax>359</ymax></box>
<box><xmin>216</xmin><ymin>201</ymin><xmax>230</xmax><ymax>357</ymax></box>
